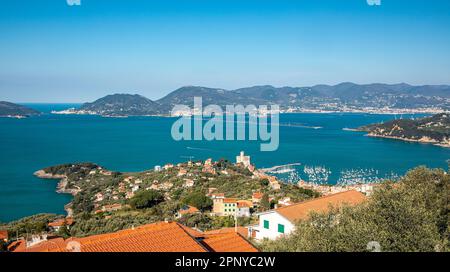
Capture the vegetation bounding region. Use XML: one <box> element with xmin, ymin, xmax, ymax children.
<box><xmin>260</xmin><ymin>167</ymin><xmax>449</xmax><ymax>252</ymax></box>
<box><xmin>182</xmin><ymin>192</ymin><xmax>213</xmax><ymax>211</ymax></box>
<box><xmin>66</xmin><ymin>84</ymin><xmax>450</xmax><ymax>116</ymax></box>
<box><xmin>0</xmin><ymin>214</ymin><xmax>60</xmax><ymax>238</ymax></box>
<box><xmin>129</xmin><ymin>190</ymin><xmax>164</xmax><ymax>209</ymax></box>
<box><xmin>31</xmin><ymin>160</ymin><xmax>317</xmax><ymax>237</ymax></box>
<box><xmin>358</xmin><ymin>113</ymin><xmax>450</xmax><ymax>146</ymax></box>
<box><xmin>0</xmin><ymin>101</ymin><xmax>40</xmax><ymax>117</ymax></box>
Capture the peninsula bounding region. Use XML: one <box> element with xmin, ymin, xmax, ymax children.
<box><xmin>0</xmin><ymin>101</ymin><xmax>40</xmax><ymax>118</ymax></box>
<box><xmin>356</xmin><ymin>113</ymin><xmax>450</xmax><ymax>147</ymax></box>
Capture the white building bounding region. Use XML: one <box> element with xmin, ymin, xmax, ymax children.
<box><xmin>254</xmin><ymin>190</ymin><xmax>366</xmax><ymax>240</ymax></box>
<box><xmin>236</xmin><ymin>151</ymin><xmax>251</xmax><ymax>167</ymax></box>
<box><xmin>236</xmin><ymin>201</ymin><xmax>252</xmax><ymax>217</ymax></box>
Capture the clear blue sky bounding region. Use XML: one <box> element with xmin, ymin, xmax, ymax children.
<box><xmin>1</xmin><ymin>0</ymin><xmax>450</xmax><ymax>102</ymax></box>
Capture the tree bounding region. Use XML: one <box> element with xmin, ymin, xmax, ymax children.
<box><xmin>129</xmin><ymin>190</ymin><xmax>164</xmax><ymax>209</ymax></box>
<box><xmin>57</xmin><ymin>224</ymin><xmax>71</xmax><ymax>239</ymax></box>
<box><xmin>183</xmin><ymin>192</ymin><xmax>213</xmax><ymax>212</ymax></box>
<box><xmin>260</xmin><ymin>194</ymin><xmax>271</xmax><ymax>211</ymax></box>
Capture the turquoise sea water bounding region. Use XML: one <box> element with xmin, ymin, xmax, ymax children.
<box><xmin>1</xmin><ymin>104</ymin><xmax>449</xmax><ymax>222</ymax></box>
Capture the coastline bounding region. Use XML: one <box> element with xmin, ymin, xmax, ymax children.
<box><xmin>365</xmin><ymin>133</ymin><xmax>450</xmax><ymax>148</ymax></box>
<box><xmin>33</xmin><ymin>170</ymin><xmax>78</xmax><ymax>217</ymax></box>
<box><xmin>50</xmin><ymin>108</ymin><xmax>442</xmax><ymax>118</ymax></box>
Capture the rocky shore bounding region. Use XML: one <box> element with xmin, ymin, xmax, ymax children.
<box><xmin>34</xmin><ymin>170</ymin><xmax>80</xmax><ymax>217</ymax></box>
<box><xmin>35</xmin><ymin>170</ymin><xmax>82</xmax><ymax>195</ymax></box>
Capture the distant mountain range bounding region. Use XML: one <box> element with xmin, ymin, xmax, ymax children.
<box><xmin>357</xmin><ymin>113</ymin><xmax>450</xmax><ymax>147</ymax></box>
<box><xmin>55</xmin><ymin>83</ymin><xmax>450</xmax><ymax>116</ymax></box>
<box><xmin>0</xmin><ymin>101</ymin><xmax>40</xmax><ymax>118</ymax></box>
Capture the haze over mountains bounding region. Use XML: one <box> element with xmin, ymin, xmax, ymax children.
<box><xmin>58</xmin><ymin>83</ymin><xmax>450</xmax><ymax>116</ymax></box>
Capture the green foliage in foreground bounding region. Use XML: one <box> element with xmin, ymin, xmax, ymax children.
<box><xmin>0</xmin><ymin>214</ymin><xmax>61</xmax><ymax>238</ymax></box>
<box><xmin>260</xmin><ymin>167</ymin><xmax>449</xmax><ymax>252</ymax></box>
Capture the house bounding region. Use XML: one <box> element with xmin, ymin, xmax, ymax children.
<box><xmin>177</xmin><ymin>168</ymin><xmax>187</xmax><ymax>177</ymax></box>
<box><xmin>277</xmin><ymin>197</ymin><xmax>294</xmax><ymax>207</ymax></box>
<box><xmin>207</xmin><ymin>188</ymin><xmax>218</xmax><ymax>195</ymax></box>
<box><xmin>202</xmin><ymin>158</ymin><xmax>216</xmax><ymax>174</ymax></box>
<box><xmin>213</xmin><ymin>197</ymin><xmax>238</xmax><ymax>216</ymax></box>
<box><xmin>131</xmin><ymin>185</ymin><xmax>140</xmax><ymax>193</ymax></box>
<box><xmin>94</xmin><ymin>192</ymin><xmax>104</xmax><ymax>202</ymax></box>
<box><xmin>154</xmin><ymin>165</ymin><xmax>162</xmax><ymax>172</ymax></box>
<box><xmin>236</xmin><ymin>151</ymin><xmax>251</xmax><ymax>167</ymax></box>
<box><xmin>183</xmin><ymin>179</ymin><xmax>195</xmax><ymax>188</ymax></box>
<box><xmin>163</xmin><ymin>164</ymin><xmax>174</xmax><ymax>170</ymax></box>
<box><xmin>0</xmin><ymin>230</ymin><xmax>8</xmax><ymax>242</ymax></box>
<box><xmin>95</xmin><ymin>204</ymin><xmax>123</xmax><ymax>214</ymax></box>
<box><xmin>8</xmin><ymin>222</ymin><xmax>259</xmax><ymax>253</ymax></box>
<box><xmin>125</xmin><ymin>191</ymin><xmax>135</xmax><ymax>199</ymax></box>
<box><xmin>252</xmin><ymin>192</ymin><xmax>263</xmax><ymax>205</ymax></box>
<box><xmin>236</xmin><ymin>200</ymin><xmax>252</xmax><ymax>217</ymax></box>
<box><xmin>48</xmin><ymin>218</ymin><xmax>74</xmax><ymax>232</ymax></box>
<box><xmin>254</xmin><ymin>190</ymin><xmax>367</xmax><ymax>240</ymax></box>
<box><xmin>176</xmin><ymin>205</ymin><xmax>200</xmax><ymax>218</ymax></box>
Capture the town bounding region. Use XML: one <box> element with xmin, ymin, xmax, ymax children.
<box><xmin>1</xmin><ymin>151</ymin><xmax>375</xmax><ymax>252</ymax></box>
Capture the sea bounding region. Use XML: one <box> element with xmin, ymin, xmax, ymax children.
<box><xmin>1</xmin><ymin>104</ymin><xmax>449</xmax><ymax>222</ymax></box>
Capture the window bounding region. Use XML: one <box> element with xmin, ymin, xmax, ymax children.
<box><xmin>263</xmin><ymin>220</ymin><xmax>269</xmax><ymax>229</ymax></box>
<box><xmin>278</xmin><ymin>224</ymin><xmax>285</xmax><ymax>234</ymax></box>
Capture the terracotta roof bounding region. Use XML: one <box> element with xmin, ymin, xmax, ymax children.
<box><xmin>252</xmin><ymin>192</ymin><xmax>263</xmax><ymax>199</ymax></box>
<box><xmin>201</xmin><ymin>232</ymin><xmax>258</xmax><ymax>252</ymax></box>
<box><xmin>223</xmin><ymin>198</ymin><xmax>238</xmax><ymax>204</ymax></box>
<box><xmin>273</xmin><ymin>190</ymin><xmax>367</xmax><ymax>223</ymax></box>
<box><xmin>9</xmin><ymin>222</ymin><xmax>259</xmax><ymax>253</ymax></box>
<box><xmin>178</xmin><ymin>205</ymin><xmax>200</xmax><ymax>215</ymax></box>
<box><xmin>211</xmin><ymin>193</ymin><xmax>225</xmax><ymax>198</ymax></box>
<box><xmin>204</xmin><ymin>227</ymin><xmax>249</xmax><ymax>238</ymax></box>
<box><xmin>11</xmin><ymin>222</ymin><xmax>206</xmax><ymax>252</ymax></box>
<box><xmin>237</xmin><ymin>200</ymin><xmax>253</xmax><ymax>208</ymax></box>
<box><xmin>48</xmin><ymin>218</ymin><xmax>74</xmax><ymax>227</ymax></box>
<box><xmin>0</xmin><ymin>230</ymin><xmax>8</xmax><ymax>240</ymax></box>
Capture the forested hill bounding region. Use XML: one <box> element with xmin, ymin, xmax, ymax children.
<box><xmin>0</xmin><ymin>101</ymin><xmax>40</xmax><ymax>117</ymax></box>
<box><xmin>357</xmin><ymin>113</ymin><xmax>450</xmax><ymax>147</ymax></box>
<box><xmin>58</xmin><ymin>83</ymin><xmax>450</xmax><ymax>116</ymax></box>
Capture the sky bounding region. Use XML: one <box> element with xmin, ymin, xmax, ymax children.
<box><xmin>0</xmin><ymin>0</ymin><xmax>450</xmax><ymax>103</ymax></box>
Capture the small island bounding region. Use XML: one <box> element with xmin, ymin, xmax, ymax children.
<box><xmin>356</xmin><ymin>113</ymin><xmax>450</xmax><ymax>147</ymax></box>
<box><xmin>0</xmin><ymin>101</ymin><xmax>40</xmax><ymax>118</ymax></box>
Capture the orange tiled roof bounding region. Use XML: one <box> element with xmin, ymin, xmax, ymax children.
<box><xmin>252</xmin><ymin>192</ymin><xmax>263</xmax><ymax>199</ymax></box>
<box><xmin>204</xmin><ymin>227</ymin><xmax>249</xmax><ymax>238</ymax></box>
<box><xmin>201</xmin><ymin>232</ymin><xmax>258</xmax><ymax>252</ymax></box>
<box><xmin>9</xmin><ymin>222</ymin><xmax>259</xmax><ymax>253</ymax></box>
<box><xmin>237</xmin><ymin>200</ymin><xmax>253</xmax><ymax>208</ymax></box>
<box><xmin>223</xmin><ymin>198</ymin><xmax>238</xmax><ymax>204</ymax></box>
<box><xmin>48</xmin><ymin>218</ymin><xmax>74</xmax><ymax>227</ymax></box>
<box><xmin>11</xmin><ymin>222</ymin><xmax>206</xmax><ymax>252</ymax></box>
<box><xmin>273</xmin><ymin>190</ymin><xmax>366</xmax><ymax>223</ymax></box>
<box><xmin>178</xmin><ymin>205</ymin><xmax>200</xmax><ymax>215</ymax></box>
<box><xmin>0</xmin><ymin>230</ymin><xmax>8</xmax><ymax>240</ymax></box>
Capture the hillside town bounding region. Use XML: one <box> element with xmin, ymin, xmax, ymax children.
<box><xmin>0</xmin><ymin>151</ymin><xmax>381</xmax><ymax>253</ymax></box>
